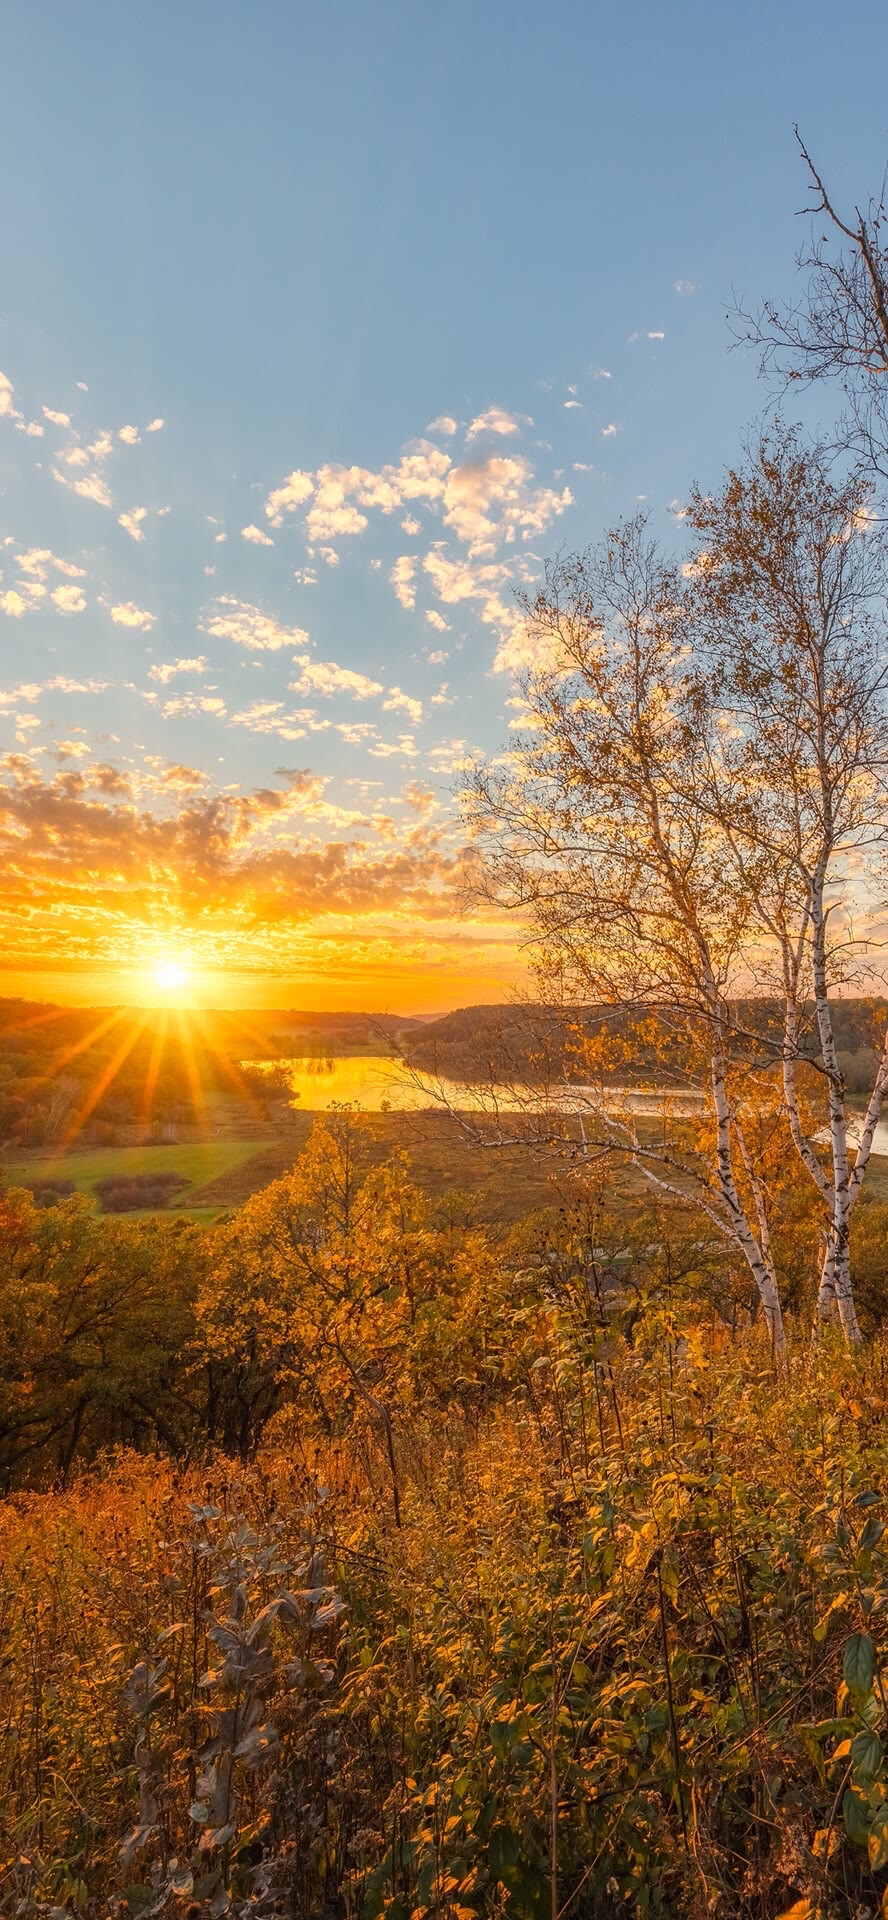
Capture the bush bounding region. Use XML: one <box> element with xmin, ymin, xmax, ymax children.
<box><xmin>94</xmin><ymin>1169</ymin><xmax>190</xmax><ymax>1212</ymax></box>
<box><xmin>22</xmin><ymin>1176</ymin><xmax>76</xmax><ymax>1207</ymax></box>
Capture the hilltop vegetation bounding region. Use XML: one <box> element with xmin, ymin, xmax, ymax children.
<box><xmin>4</xmin><ymin>1111</ymin><xmax>888</xmax><ymax>1917</ymax></box>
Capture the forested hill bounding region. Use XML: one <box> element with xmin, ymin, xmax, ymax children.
<box><xmin>405</xmin><ymin>998</ymin><xmax>888</xmax><ymax>1089</ymax></box>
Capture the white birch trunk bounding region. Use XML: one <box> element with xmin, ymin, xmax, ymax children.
<box><xmin>810</xmin><ymin>875</ymin><xmax>862</xmax><ymax>1342</ymax></box>
<box><xmin>711</xmin><ymin>1052</ymin><xmax>785</xmax><ymax>1353</ymax></box>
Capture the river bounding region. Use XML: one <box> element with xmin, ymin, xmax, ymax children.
<box><xmin>248</xmin><ymin>1054</ymin><xmax>888</xmax><ymax>1153</ymax></box>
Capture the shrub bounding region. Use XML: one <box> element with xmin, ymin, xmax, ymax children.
<box><xmin>94</xmin><ymin>1169</ymin><xmax>190</xmax><ymax>1212</ymax></box>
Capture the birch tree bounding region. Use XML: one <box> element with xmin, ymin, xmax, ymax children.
<box><xmin>465</xmin><ymin>521</ymin><xmax>787</xmax><ymax>1351</ymax></box>
<box><xmin>688</xmin><ymin>429</ymin><xmax>888</xmax><ymax>1341</ymax></box>
<box><xmin>735</xmin><ymin>132</ymin><xmax>888</xmax><ymax>483</ymax></box>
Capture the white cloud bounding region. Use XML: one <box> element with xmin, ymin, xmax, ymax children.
<box><xmin>146</xmin><ymin>417</ymin><xmax>165</xmax><ymax>432</ymax></box>
<box><xmin>390</xmin><ymin>555</ymin><xmax>417</xmax><ymax>609</ymax></box>
<box><xmin>591</xmin><ymin>368</ymin><xmax>612</xmax><ymax>381</ymax></box>
<box><xmin>601</xmin><ymin>423</ymin><xmax>618</xmax><ymax>438</ymax></box>
<box><xmin>264</xmin><ymin>444</ymin><xmax>451</xmax><ymax>542</ymax></box>
<box><xmin>563</xmin><ymin>400</ymin><xmax>583</xmax><ymax>410</ymax></box>
<box><xmin>50</xmin><ymin>584</ymin><xmax>87</xmax><ymax>613</ymax></box>
<box><xmin>466</xmin><ymin>406</ymin><xmax>526</xmax><ymax>440</ymax></box>
<box><xmin>383</xmin><ymin>687</ymin><xmax>423</xmax><ymax>725</ymax></box>
<box><xmin>75</xmin><ymin>471</ymin><xmax>112</xmax><ymax>505</ymax></box>
<box><xmin>425</xmin><ymin>610</ymin><xmax>449</xmax><ymax>632</ymax></box>
<box><xmin>149</xmin><ymin>656</ymin><xmax>209</xmax><ymax>684</ymax></box>
<box><xmin>76</xmin><ymin>382</ymin><xmax>89</xmax><ymax>392</ymax></box>
<box><xmin>119</xmin><ymin>507</ymin><xmax>148</xmax><ymax>542</ymax></box>
<box><xmin>318</xmin><ymin>545</ymin><xmax>339</xmax><ymax>566</ymax></box>
<box><xmin>427</xmin><ymin>648</ymin><xmax>447</xmax><ymax>665</ymax></box>
<box><xmin>203</xmin><ymin>596</ymin><xmax>309</xmax><ymax>652</ymax></box>
<box><xmin>648</xmin><ymin>330</ymin><xmax>665</xmax><ymax>340</ymax></box>
<box><xmin>163</xmin><ymin>692</ymin><xmax>228</xmax><ymax>719</ymax></box>
<box><xmin>17</xmin><ymin>548</ymin><xmax>86</xmax><ymax>581</ymax></box>
<box><xmin>110</xmin><ymin>601</ymin><xmax>156</xmax><ymax>631</ymax></box>
<box><xmin>442</xmin><ymin>455</ymin><xmax>571</xmax><ymax>557</ymax></box>
<box><xmin>42</xmin><ymin>406</ymin><xmax>71</xmax><ymax>427</ymax></box>
<box><xmin>57</xmin><ymin>446</ymin><xmax>90</xmax><ymax>468</ymax></box>
<box><xmin>673</xmin><ymin>279</ymin><xmax>695</xmax><ymax>296</ymax></box>
<box><xmin>264</xmin><ymin>469</ymin><xmax>315</xmax><ymax>527</ymax></box>
<box><xmin>426</xmin><ymin>415</ymin><xmax>458</xmax><ymax>436</ymax></box>
<box><xmin>401</xmin><ymin>515</ymin><xmax>421</xmax><ymax>535</ymax></box>
<box><xmin>241</xmin><ymin>523</ymin><xmax>275</xmax><ymax>546</ymax></box>
<box><xmin>1</xmin><ymin>591</ymin><xmax>27</xmax><ymax>617</ymax></box>
<box><xmin>118</xmin><ymin>424</ymin><xmax>140</xmax><ymax>445</ymax></box>
<box><xmin>291</xmin><ymin>659</ymin><xmax>383</xmax><ymax>700</ymax></box>
<box><xmin>0</xmin><ymin>373</ymin><xmax>16</xmax><ymax>418</ymax></box>
<box><xmin>228</xmin><ymin>700</ymin><xmax>311</xmax><ymax>741</ymax></box>
<box><xmin>215</xmin><ymin>531</ymin><xmax>227</xmax><ymax>543</ymax></box>
<box><xmin>54</xmin><ymin>467</ymin><xmax>112</xmax><ymax>507</ymax></box>
<box><xmin>18</xmin><ymin>420</ymin><xmax>44</xmax><ymax>438</ymax></box>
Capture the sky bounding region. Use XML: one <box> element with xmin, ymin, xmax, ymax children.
<box><xmin>2</xmin><ymin>0</ymin><xmax>888</xmax><ymax>1012</ymax></box>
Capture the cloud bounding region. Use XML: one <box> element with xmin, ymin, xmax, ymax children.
<box><xmin>601</xmin><ymin>423</ymin><xmax>618</xmax><ymax>437</ymax></box>
<box><xmin>54</xmin><ymin>468</ymin><xmax>112</xmax><ymax>507</ymax></box>
<box><xmin>264</xmin><ymin>444</ymin><xmax>451</xmax><ymax>542</ymax></box>
<box><xmin>466</xmin><ymin>406</ymin><xmax>526</xmax><ymax>440</ymax></box>
<box><xmin>202</xmin><ymin>596</ymin><xmax>310</xmax><ymax>652</ymax></box>
<box><xmin>110</xmin><ymin>601</ymin><xmax>156</xmax><ymax>631</ymax></box>
<box><xmin>119</xmin><ymin>507</ymin><xmax>148</xmax><ymax>542</ymax></box>
<box><xmin>383</xmin><ymin>687</ymin><xmax>423</xmax><ymax>725</ymax></box>
<box><xmin>18</xmin><ymin>420</ymin><xmax>44</xmax><ymax>437</ymax></box>
<box><xmin>425</xmin><ymin>610</ymin><xmax>449</xmax><ymax>632</ymax></box>
<box><xmin>390</xmin><ymin>555</ymin><xmax>417</xmax><ymax>609</ymax></box>
<box><xmin>149</xmin><ymin>656</ymin><xmax>209</xmax><ymax>685</ymax></box>
<box><xmin>264</xmin><ymin>469</ymin><xmax>315</xmax><ymax>527</ymax></box>
<box><xmin>17</xmin><ymin>549</ymin><xmax>86</xmax><ymax>581</ymax></box>
<box><xmin>51</xmin><ymin>585</ymin><xmax>87</xmax><ymax>614</ymax></box>
<box><xmin>402</xmin><ymin>780</ymin><xmax>435</xmax><ymax>815</ymax></box>
<box><xmin>241</xmin><ymin>523</ymin><xmax>275</xmax><ymax>546</ymax></box>
<box><xmin>563</xmin><ymin>400</ymin><xmax>583</xmax><ymax>410</ymax></box>
<box><xmin>145</xmin><ymin>418</ymin><xmax>165</xmax><ymax>432</ymax></box>
<box><xmin>442</xmin><ymin>455</ymin><xmax>572</xmax><ymax>557</ymax></box>
<box><xmin>0</xmin><ymin>763</ymin><xmax>462</xmax><ymax>973</ymax></box>
<box><xmin>673</xmin><ymin>279</ymin><xmax>695</xmax><ymax>296</ymax></box>
<box><xmin>42</xmin><ymin>406</ymin><xmax>71</xmax><ymax>427</ymax></box>
<box><xmin>0</xmin><ymin>373</ymin><xmax>16</xmax><ymax>418</ymax></box>
<box><xmin>290</xmin><ymin>659</ymin><xmax>383</xmax><ymax>700</ymax></box>
<box><xmin>161</xmin><ymin>692</ymin><xmax>226</xmax><ymax>718</ymax></box>
<box><xmin>118</xmin><ymin>424</ymin><xmax>140</xmax><ymax>445</ymax></box>
<box><xmin>1</xmin><ymin>591</ymin><xmax>28</xmax><ymax>618</ymax></box>
<box><xmin>647</xmin><ymin>330</ymin><xmax>665</xmax><ymax>340</ymax></box>
<box><xmin>401</xmin><ymin>515</ymin><xmax>421</xmax><ymax>535</ymax></box>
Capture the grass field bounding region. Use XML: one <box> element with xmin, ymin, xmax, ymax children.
<box><xmin>8</xmin><ymin>1141</ymin><xmax>263</xmax><ymax>1214</ymax></box>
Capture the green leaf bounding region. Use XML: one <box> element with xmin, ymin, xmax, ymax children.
<box><xmin>870</xmin><ymin>1804</ymin><xmax>888</xmax><ymax>1871</ymax></box>
<box><xmin>843</xmin><ymin>1787</ymin><xmax>871</xmax><ymax>1848</ymax></box>
<box><xmin>844</xmin><ymin>1632</ymin><xmax>876</xmax><ymax>1698</ymax></box>
<box><xmin>851</xmin><ymin>1726</ymin><xmax>883</xmax><ymax>1782</ymax></box>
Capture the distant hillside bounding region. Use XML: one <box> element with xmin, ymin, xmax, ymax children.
<box><xmin>404</xmin><ymin>998</ymin><xmax>888</xmax><ymax>1089</ymax></box>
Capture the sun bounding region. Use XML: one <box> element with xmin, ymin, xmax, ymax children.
<box><xmin>154</xmin><ymin>959</ymin><xmax>189</xmax><ymax>991</ymax></box>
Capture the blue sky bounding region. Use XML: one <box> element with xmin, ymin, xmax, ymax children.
<box><xmin>1</xmin><ymin>0</ymin><xmax>887</xmax><ymax>1008</ymax></box>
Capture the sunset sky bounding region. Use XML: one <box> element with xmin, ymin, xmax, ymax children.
<box><xmin>2</xmin><ymin>0</ymin><xmax>887</xmax><ymax>1011</ymax></box>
